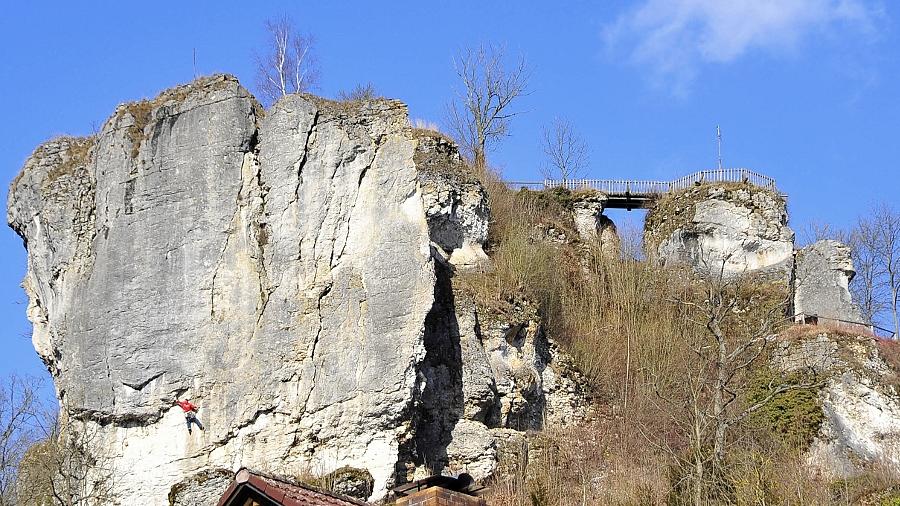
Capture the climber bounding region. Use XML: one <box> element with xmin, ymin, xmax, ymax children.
<box><xmin>175</xmin><ymin>399</ymin><xmax>205</xmax><ymax>434</ymax></box>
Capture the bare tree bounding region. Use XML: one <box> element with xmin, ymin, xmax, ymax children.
<box><xmin>445</xmin><ymin>44</ymin><xmax>529</xmax><ymax>170</ymax></box>
<box><xmin>540</xmin><ymin>117</ymin><xmax>588</xmax><ymax>183</ymax></box>
<box><xmin>255</xmin><ymin>16</ymin><xmax>319</xmax><ymax>105</ymax></box>
<box><xmin>18</xmin><ymin>410</ymin><xmax>116</xmax><ymax>506</ymax></box>
<box><xmin>649</xmin><ymin>254</ymin><xmax>820</xmax><ymax>505</ymax></box>
<box><xmin>0</xmin><ymin>375</ymin><xmax>43</xmax><ymax>506</ymax></box>
<box><xmin>797</xmin><ymin>220</ymin><xmax>849</xmax><ymax>247</ymax></box>
<box><xmin>849</xmin><ymin>220</ymin><xmax>888</xmax><ymax>326</ymax></box>
<box><xmin>848</xmin><ymin>204</ymin><xmax>900</xmax><ymax>336</ymax></box>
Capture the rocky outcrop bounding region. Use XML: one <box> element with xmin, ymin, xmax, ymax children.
<box><xmin>571</xmin><ymin>195</ymin><xmax>606</xmax><ymax>240</ymax></box>
<box><xmin>645</xmin><ymin>184</ymin><xmax>794</xmax><ymax>281</ymax></box>
<box><xmin>168</xmin><ymin>469</ymin><xmax>233</xmax><ymax>506</ymax></box>
<box><xmin>8</xmin><ymin>76</ymin><xmax>587</xmax><ymax>504</ymax></box>
<box><xmin>571</xmin><ymin>196</ymin><xmax>619</xmax><ymax>256</ymax></box>
<box><xmin>774</xmin><ymin>333</ymin><xmax>900</xmax><ymax>478</ymax></box>
<box><xmin>414</xmin><ymin>131</ymin><xmax>490</xmax><ymax>270</ymax></box>
<box><xmin>794</xmin><ymin>240</ymin><xmax>866</xmax><ymax>327</ymax></box>
<box><xmin>9</xmin><ymin>76</ymin><xmax>434</xmax><ymax>503</ymax></box>
<box><xmin>412</xmin><ymin>263</ymin><xmax>589</xmax><ymax>482</ymax></box>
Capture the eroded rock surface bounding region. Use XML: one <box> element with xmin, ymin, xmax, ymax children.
<box><xmin>571</xmin><ymin>196</ymin><xmax>619</xmax><ymax>256</ymax></box>
<box><xmin>412</xmin><ymin>263</ymin><xmax>589</xmax><ymax>482</ymax></box>
<box><xmin>645</xmin><ymin>184</ymin><xmax>794</xmax><ymax>281</ymax></box>
<box><xmin>775</xmin><ymin>333</ymin><xmax>900</xmax><ymax>478</ymax></box>
<box><xmin>794</xmin><ymin>240</ymin><xmax>866</xmax><ymax>326</ymax></box>
<box><xmin>9</xmin><ymin>76</ymin><xmax>434</xmax><ymax>503</ymax></box>
<box><xmin>8</xmin><ymin>76</ymin><xmax>588</xmax><ymax>504</ymax></box>
<box><xmin>415</xmin><ymin>131</ymin><xmax>490</xmax><ymax>270</ymax></box>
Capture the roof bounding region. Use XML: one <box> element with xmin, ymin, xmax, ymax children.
<box><xmin>216</xmin><ymin>468</ymin><xmax>368</xmax><ymax>506</ymax></box>
<box><xmin>392</xmin><ymin>473</ymin><xmax>482</xmax><ymax>497</ymax></box>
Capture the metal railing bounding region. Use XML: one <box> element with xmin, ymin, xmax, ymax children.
<box><xmin>508</xmin><ymin>168</ymin><xmax>777</xmax><ymax>194</ymax></box>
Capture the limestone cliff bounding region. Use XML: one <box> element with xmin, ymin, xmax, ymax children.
<box><xmin>794</xmin><ymin>240</ymin><xmax>866</xmax><ymax>327</ymax></box>
<box><xmin>645</xmin><ymin>183</ymin><xmax>794</xmax><ymax>281</ymax></box>
<box><xmin>774</xmin><ymin>332</ymin><xmax>900</xmax><ymax>478</ymax></box>
<box><xmin>7</xmin><ymin>76</ymin><xmax>584</xmax><ymax>504</ymax></box>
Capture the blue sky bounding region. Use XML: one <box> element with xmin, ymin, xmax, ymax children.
<box><xmin>1</xmin><ymin>1</ymin><xmax>898</xmax><ymax>392</ymax></box>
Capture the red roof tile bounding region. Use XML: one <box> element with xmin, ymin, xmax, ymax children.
<box><xmin>217</xmin><ymin>468</ymin><xmax>368</xmax><ymax>506</ymax></box>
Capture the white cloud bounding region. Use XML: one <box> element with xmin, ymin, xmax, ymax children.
<box><xmin>604</xmin><ymin>0</ymin><xmax>880</xmax><ymax>95</ymax></box>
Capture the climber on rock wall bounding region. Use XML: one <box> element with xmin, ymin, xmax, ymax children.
<box><xmin>175</xmin><ymin>399</ymin><xmax>205</xmax><ymax>434</ymax></box>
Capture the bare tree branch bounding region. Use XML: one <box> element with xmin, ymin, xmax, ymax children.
<box><xmin>445</xmin><ymin>44</ymin><xmax>529</xmax><ymax>170</ymax></box>
<box><xmin>540</xmin><ymin>117</ymin><xmax>589</xmax><ymax>183</ymax></box>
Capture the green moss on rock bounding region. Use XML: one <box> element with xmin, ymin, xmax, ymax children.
<box><xmin>747</xmin><ymin>367</ymin><xmax>824</xmax><ymax>449</ymax></box>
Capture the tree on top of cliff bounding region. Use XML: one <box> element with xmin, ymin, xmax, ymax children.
<box><xmin>255</xmin><ymin>16</ymin><xmax>320</xmax><ymax>105</ymax></box>
<box><xmin>446</xmin><ymin>44</ymin><xmax>529</xmax><ymax>171</ymax></box>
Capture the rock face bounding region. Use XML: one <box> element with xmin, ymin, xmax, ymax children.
<box><xmin>8</xmin><ymin>76</ymin><xmax>585</xmax><ymax>504</ymax></box>
<box><xmin>645</xmin><ymin>184</ymin><xmax>794</xmax><ymax>281</ymax></box>
<box><xmin>415</xmin><ymin>131</ymin><xmax>490</xmax><ymax>270</ymax></box>
<box><xmin>571</xmin><ymin>195</ymin><xmax>606</xmax><ymax>240</ymax></box>
<box><xmin>794</xmin><ymin>240</ymin><xmax>866</xmax><ymax>326</ymax></box>
<box><xmin>775</xmin><ymin>333</ymin><xmax>900</xmax><ymax>478</ymax></box>
<box><xmin>571</xmin><ymin>196</ymin><xmax>619</xmax><ymax>256</ymax></box>
<box><xmin>413</xmin><ymin>264</ymin><xmax>589</xmax><ymax>482</ymax></box>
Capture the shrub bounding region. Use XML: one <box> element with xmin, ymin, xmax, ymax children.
<box><xmin>746</xmin><ymin>367</ymin><xmax>824</xmax><ymax>450</ymax></box>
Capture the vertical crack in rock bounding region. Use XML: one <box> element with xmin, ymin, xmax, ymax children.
<box><xmin>8</xmin><ymin>81</ymin><xmax>547</xmax><ymax>503</ymax></box>
<box><xmin>301</xmin><ymin>281</ymin><xmax>333</xmax><ymax>413</ymax></box>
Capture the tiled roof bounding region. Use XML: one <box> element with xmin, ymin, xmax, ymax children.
<box><xmin>217</xmin><ymin>468</ymin><xmax>368</xmax><ymax>506</ymax></box>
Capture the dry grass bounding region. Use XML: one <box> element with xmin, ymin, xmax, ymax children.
<box><xmin>779</xmin><ymin>323</ymin><xmax>862</xmax><ymax>341</ymax></box>
<box><xmin>876</xmin><ymin>339</ymin><xmax>900</xmax><ymax>373</ymax></box>
<box><xmin>454</xmin><ymin>163</ymin><xmax>896</xmax><ymax>506</ymax></box>
<box><xmin>484</xmin><ymin>418</ymin><xmax>669</xmax><ymax>506</ymax></box>
<box><xmin>40</xmin><ymin>136</ymin><xmax>96</xmax><ymax>189</ymax></box>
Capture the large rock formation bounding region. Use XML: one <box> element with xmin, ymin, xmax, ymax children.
<box><xmin>774</xmin><ymin>333</ymin><xmax>900</xmax><ymax>478</ymax></box>
<box><xmin>8</xmin><ymin>76</ymin><xmax>584</xmax><ymax>504</ymax></box>
<box><xmin>794</xmin><ymin>240</ymin><xmax>866</xmax><ymax>327</ymax></box>
<box><xmin>414</xmin><ymin>267</ymin><xmax>588</xmax><ymax>481</ymax></box>
<box><xmin>645</xmin><ymin>183</ymin><xmax>794</xmax><ymax>281</ymax></box>
<box><xmin>414</xmin><ymin>131</ymin><xmax>490</xmax><ymax>271</ymax></box>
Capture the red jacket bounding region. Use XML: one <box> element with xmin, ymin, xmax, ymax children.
<box><xmin>176</xmin><ymin>400</ymin><xmax>198</xmax><ymax>413</ymax></box>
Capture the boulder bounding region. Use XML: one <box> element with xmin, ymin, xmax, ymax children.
<box><xmin>645</xmin><ymin>184</ymin><xmax>794</xmax><ymax>281</ymax></box>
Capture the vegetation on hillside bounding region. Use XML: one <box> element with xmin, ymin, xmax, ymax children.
<box><xmin>461</xmin><ymin>169</ymin><xmax>899</xmax><ymax>506</ymax></box>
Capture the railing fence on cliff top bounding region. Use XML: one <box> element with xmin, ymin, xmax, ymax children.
<box><xmin>506</xmin><ymin>168</ymin><xmax>777</xmax><ymax>194</ymax></box>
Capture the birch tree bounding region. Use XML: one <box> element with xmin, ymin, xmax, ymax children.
<box><xmin>255</xmin><ymin>16</ymin><xmax>319</xmax><ymax>104</ymax></box>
